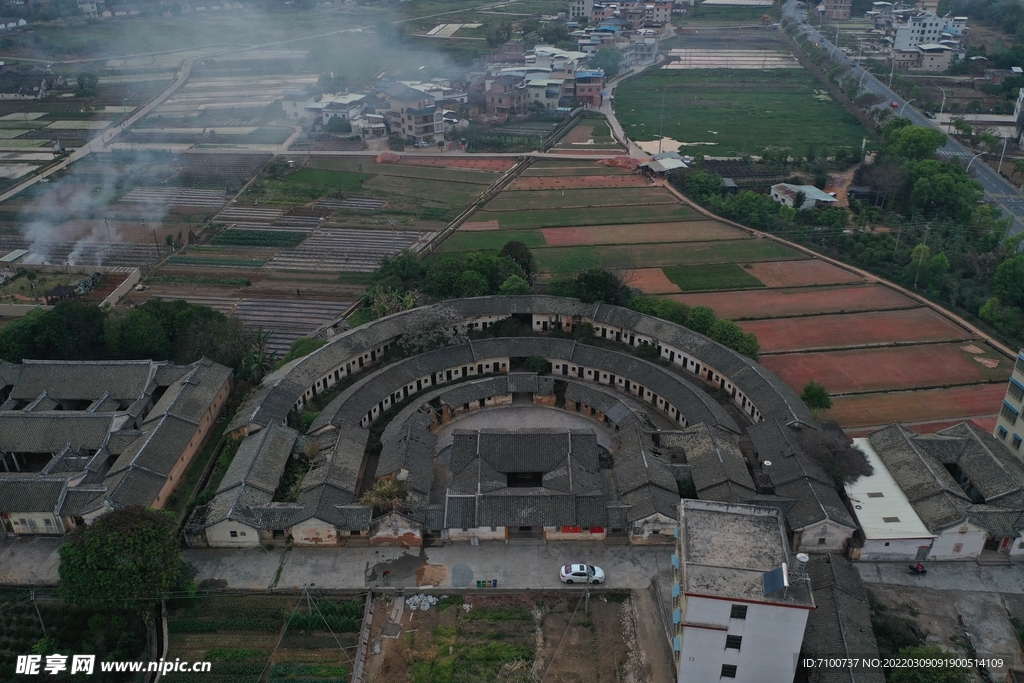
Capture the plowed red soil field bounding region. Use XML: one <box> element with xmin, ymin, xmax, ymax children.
<box><xmin>400</xmin><ymin>157</ymin><xmax>515</xmax><ymax>171</ymax></box>
<box><xmin>511</xmin><ymin>175</ymin><xmax>650</xmax><ymax>190</ymax></box>
<box><xmin>826</xmin><ymin>384</ymin><xmax>1008</xmax><ymax>429</ymax></box>
<box><xmin>744</xmin><ymin>259</ymin><xmax>864</xmax><ymax>287</ymax></box>
<box><xmin>630</xmin><ymin>267</ymin><xmax>682</xmax><ymax>294</ymax></box>
<box><xmin>743</xmin><ymin>308</ymin><xmax>969</xmax><ymax>352</ymax></box>
<box><xmin>761</xmin><ymin>343</ymin><xmax>1010</xmax><ymax>394</ymax></box>
<box><xmin>671</xmin><ymin>284</ymin><xmax>916</xmax><ymax>319</ymax></box>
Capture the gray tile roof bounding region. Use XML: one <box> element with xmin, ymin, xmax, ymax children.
<box><xmin>868</xmin><ymin>424</ymin><xmax>971</xmax><ymax>532</ymax></box>
<box><xmin>774</xmin><ymin>478</ymin><xmax>857</xmax><ymax>530</ymax></box>
<box><xmin>10</xmin><ymin>360</ymin><xmax>157</xmax><ymax>403</ymax></box>
<box><xmin>0</xmin><ymin>413</ymin><xmax>114</xmax><ymax>454</ymax></box>
<box><xmin>217</xmin><ymin>422</ymin><xmax>297</xmax><ymax>495</ymax></box>
<box><xmin>229</xmin><ymin>295</ymin><xmax>801</xmax><ymax>435</ymax></box>
<box><xmin>614</xmin><ymin>426</ymin><xmax>679</xmax><ymax>521</ymax></box>
<box><xmin>665</xmin><ymin>423</ymin><xmax>754</xmax><ymax>501</ymax></box>
<box><xmin>0</xmin><ymin>477</ymin><xmax>66</xmax><ymax>513</ymax></box>
<box><xmin>144</xmin><ymin>359</ymin><xmax>232</xmax><ymax>427</ymax></box>
<box><xmin>747</xmin><ymin>420</ymin><xmax>832</xmax><ymax>486</ymax></box>
<box><xmin>805</xmin><ymin>554</ymin><xmax>886</xmax><ymax>683</ymax></box>
<box><xmin>0</xmin><ymin>359</ymin><xmax>20</xmax><ymax>389</ymax></box>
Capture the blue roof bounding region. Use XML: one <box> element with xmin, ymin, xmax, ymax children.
<box><xmin>576</xmin><ymin>70</ymin><xmax>604</xmax><ymax>78</ymax></box>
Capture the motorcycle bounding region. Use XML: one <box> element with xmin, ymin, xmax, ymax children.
<box><xmin>908</xmin><ymin>564</ymin><xmax>927</xmax><ymax>576</ymax></box>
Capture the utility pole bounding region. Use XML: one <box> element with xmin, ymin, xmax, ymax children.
<box><xmin>999</xmin><ymin>135</ymin><xmax>1008</xmax><ymax>175</ymax></box>
<box><xmin>893</xmin><ymin>221</ymin><xmax>903</xmax><ymax>257</ymax></box>
<box><xmin>31</xmin><ymin>588</ymin><xmax>47</xmax><ymax>638</ymax></box>
<box><xmin>912</xmin><ymin>223</ymin><xmax>932</xmax><ymax>291</ymax></box>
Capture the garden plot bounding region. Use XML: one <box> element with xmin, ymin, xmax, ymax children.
<box><xmin>0</xmin><ymin>236</ymin><xmax>169</xmax><ymax>267</ymax></box>
<box><xmin>217</xmin><ymin>207</ymin><xmax>285</xmax><ymax>223</ymax></box>
<box><xmin>826</xmin><ymin>384</ymin><xmax>1009</xmax><ymax>431</ymax></box>
<box><xmin>119</xmin><ymin>187</ymin><xmax>230</xmax><ymax>210</ymax></box>
<box><xmin>672</xmin><ymin>283</ymin><xmax>917</xmax><ymax>319</ymax></box>
<box><xmin>313</xmin><ymin>197</ymin><xmax>388</xmax><ymax>212</ymax></box>
<box><xmin>154</xmin><ymin>295</ymin><xmax>349</xmax><ymax>355</ymax></box>
<box><xmin>267</xmin><ymin>228</ymin><xmax>435</xmax><ymax>272</ymax></box>
<box><xmin>664</xmin><ymin>49</ymin><xmax>799</xmax><ymax>69</ymax></box>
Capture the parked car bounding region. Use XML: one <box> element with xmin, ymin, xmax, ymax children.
<box><xmin>891</xmin><ymin>101</ymin><xmax>899</xmax><ymax>108</ymax></box>
<box><xmin>559</xmin><ymin>564</ymin><xmax>605</xmax><ymax>584</ymax></box>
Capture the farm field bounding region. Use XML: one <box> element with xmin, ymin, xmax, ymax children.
<box><xmin>484</xmin><ymin>186</ymin><xmax>677</xmax><ymax>211</ymax></box>
<box><xmin>476</xmin><ymin>203</ymin><xmax>701</xmax><ymax>230</ymax></box>
<box><xmin>760</xmin><ymin>342</ymin><xmax>1011</xmax><ymax>395</ymax></box>
<box><xmin>364</xmin><ymin>592</ymin><xmax>645</xmax><ymax>683</ymax></box>
<box><xmin>743</xmin><ymin>259</ymin><xmax>864</xmax><ymax>287</ymax></box>
<box><xmin>539</xmin><ymin>220</ymin><xmax>747</xmax><ymax>247</ymax></box>
<box><xmin>533</xmin><ymin>239</ymin><xmax>804</xmax><ymax>271</ymax></box>
<box><xmin>164</xmin><ymin>592</ymin><xmax>364</xmax><ymax>683</ymax></box>
<box><xmin>672</xmin><ymin>283</ymin><xmax>917</xmax><ymax>319</ymax></box>
<box><xmin>662</xmin><ymin>263</ymin><xmax>765</xmax><ymax>291</ymax></box>
<box><xmin>614</xmin><ymin>68</ymin><xmax>869</xmax><ymax>156</ymax></box>
<box><xmin>827</xmin><ymin>384</ymin><xmax>1008</xmax><ymax>432</ymax></box>
<box><xmin>744</xmin><ymin>308</ymin><xmax>971</xmax><ymax>352</ymax></box>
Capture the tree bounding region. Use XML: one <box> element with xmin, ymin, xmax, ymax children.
<box><xmin>499</xmin><ymin>241</ymin><xmax>535</xmax><ymax>280</ymax></box>
<box><xmin>0</xmin><ymin>301</ymin><xmax>106</xmax><ymax>362</ymax></box>
<box><xmin>499</xmin><ymin>274</ymin><xmax>531</xmax><ymax>295</ymax></box>
<box><xmin>682</xmin><ymin>171</ymin><xmax>724</xmax><ymax>200</ymax></box>
<box><xmin>458</xmin><ymin>269</ymin><xmax>490</xmax><ymax>297</ymax></box>
<box><xmin>485</xmin><ymin>20</ymin><xmax>512</xmax><ymax>46</ymax></box>
<box><xmin>278</xmin><ymin>337</ymin><xmax>326</xmax><ymax>366</ymax></box>
<box><xmin>883</xmin><ymin>121</ymin><xmax>946</xmax><ymax>160</ymax></box>
<box><xmin>76</xmin><ymin>72</ymin><xmax>98</xmax><ymax>96</ymax></box>
<box><xmin>397</xmin><ymin>306</ymin><xmax>468</xmax><ymax>356</ymax></box>
<box><xmin>994</xmin><ymin>254</ymin><xmax>1024</xmax><ymax>307</ymax></box>
<box><xmin>103</xmin><ymin>307</ymin><xmax>171</xmax><ymax>360</ymax></box>
<box><xmin>359</xmin><ymin>479</ymin><xmax>407</xmax><ymax>515</ymax></box>
<box><xmin>324</xmin><ymin>116</ymin><xmax>352</xmax><ymax>134</ymax></box>
<box><xmin>59</xmin><ymin>506</ymin><xmax>189</xmax><ymax>613</ymax></box>
<box><xmin>590</xmin><ymin>47</ymin><xmax>623</xmax><ymax>78</ymax></box>
<box><xmin>629</xmin><ymin>296</ymin><xmax>689</xmax><ymax>326</ymax></box>
<box><xmin>888</xmin><ymin>646</ymin><xmax>971</xmax><ymax>683</ymax></box>
<box><xmin>801</xmin><ymin>380</ymin><xmax>832</xmax><ymax>410</ymax></box>
<box><xmin>369</xmin><ymin>286</ymin><xmax>418</xmax><ymax>319</ymax></box>
<box><xmin>686</xmin><ymin>306</ymin><xmax>717</xmax><ymax>335</ymax></box>
<box><xmin>526</xmin><ymin>355</ymin><xmax>549</xmax><ymax>374</ymax></box>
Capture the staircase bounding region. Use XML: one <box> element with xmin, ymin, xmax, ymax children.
<box><xmin>977</xmin><ymin>550</ymin><xmax>1011</xmax><ymax>566</ymax></box>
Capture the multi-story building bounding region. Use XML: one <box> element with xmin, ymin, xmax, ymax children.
<box><xmin>574</xmin><ymin>69</ymin><xmax>605</xmax><ymax>107</ymax></box>
<box><xmin>892</xmin><ymin>11</ymin><xmax>948</xmax><ymax>50</ymax></box>
<box><xmin>821</xmin><ymin>0</ymin><xmax>851</xmax><ymax>19</ymax></box>
<box><xmin>485</xmin><ymin>75</ymin><xmax>529</xmax><ymax>117</ymax></box>
<box><xmin>995</xmin><ymin>350</ymin><xmax>1024</xmax><ymax>454</ymax></box>
<box><xmin>570</xmin><ymin>0</ymin><xmax>594</xmax><ymax>21</ymax></box>
<box><xmin>673</xmin><ymin>499</ymin><xmax>813</xmax><ymax>683</ymax></box>
<box><xmin>381</xmin><ymin>83</ymin><xmax>444</xmax><ymax>144</ymax></box>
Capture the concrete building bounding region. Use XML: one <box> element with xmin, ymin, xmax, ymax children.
<box><xmin>995</xmin><ymin>350</ymin><xmax>1024</xmax><ymax>454</ymax></box>
<box><xmin>853</xmin><ymin>423</ymin><xmax>1024</xmax><ymax>562</ymax></box>
<box><xmin>281</xmin><ymin>90</ymin><xmax>314</xmax><ymax>121</ymax></box>
<box><xmin>574</xmin><ymin>69</ymin><xmax>605</xmax><ymax>107</ymax></box>
<box><xmin>0</xmin><ymin>359</ymin><xmax>233</xmax><ymax>536</ymax></box>
<box><xmin>570</xmin><ymin>0</ymin><xmax>594</xmax><ymax>21</ymax></box>
<box><xmin>821</xmin><ymin>0</ymin><xmax>851</xmax><ymax>20</ymax></box>
<box><xmin>673</xmin><ymin>499</ymin><xmax>813</xmax><ymax>683</ymax></box>
<box><xmin>770</xmin><ymin>183</ymin><xmax>838</xmax><ymax>210</ymax></box>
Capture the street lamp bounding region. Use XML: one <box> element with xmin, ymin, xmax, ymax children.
<box><xmin>898</xmin><ymin>99</ymin><xmax>914</xmax><ymax>117</ymax></box>
<box><xmin>937</xmin><ymin>86</ymin><xmax>946</xmax><ymax>117</ymax></box>
<box><xmin>888</xmin><ymin>55</ymin><xmax>896</xmax><ymax>88</ymax></box>
<box><xmin>965</xmin><ymin>151</ymin><xmax>985</xmax><ymax>173</ymax></box>
<box><xmin>858</xmin><ymin>67</ymin><xmax>869</xmax><ymax>89</ymax></box>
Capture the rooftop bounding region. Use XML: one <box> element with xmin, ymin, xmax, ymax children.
<box><xmin>847</xmin><ymin>438</ymin><xmax>933</xmax><ymax>539</ymax></box>
<box><xmin>680</xmin><ymin>499</ymin><xmax>813</xmax><ymax>606</ymax></box>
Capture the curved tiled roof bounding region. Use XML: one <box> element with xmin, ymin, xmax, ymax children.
<box><xmin>227</xmin><ymin>296</ymin><xmax>811</xmax><ymax>434</ymax></box>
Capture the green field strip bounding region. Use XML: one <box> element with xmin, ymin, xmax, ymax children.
<box><xmin>441</xmin><ymin>229</ymin><xmax>547</xmax><ymax>252</ymax></box>
<box><xmin>662</xmin><ymin>263</ymin><xmax>766</xmax><ymax>291</ymax></box>
<box><xmin>478</xmin><ymin>204</ymin><xmax>701</xmax><ymax>230</ymax></box>
<box><xmin>484</xmin><ymin>187</ymin><xmax>676</xmax><ymax>211</ymax></box>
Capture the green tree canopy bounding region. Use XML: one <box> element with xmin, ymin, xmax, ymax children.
<box><xmin>59</xmin><ymin>506</ymin><xmax>190</xmax><ymax>613</ymax></box>
<box><xmin>685</xmin><ymin>306</ymin><xmax>717</xmax><ymax>335</ymax></box>
<box><xmin>548</xmin><ymin>268</ymin><xmax>632</xmax><ymax>305</ymax></box>
<box><xmin>324</xmin><ymin>116</ymin><xmax>352</xmax><ymax>133</ymax></box>
<box><xmin>498</xmin><ymin>241</ymin><xmax>535</xmax><ymax>280</ymax></box>
<box><xmin>883</xmin><ymin>119</ymin><xmax>946</xmax><ymax>160</ymax></box>
<box><xmin>0</xmin><ymin>301</ymin><xmax>106</xmax><ymax>362</ymax></box>
<box><xmin>994</xmin><ymin>254</ymin><xmax>1024</xmax><ymax>307</ymax></box>
<box><xmin>800</xmin><ymin>380</ymin><xmax>833</xmax><ymax>410</ymax></box>
<box><xmin>590</xmin><ymin>48</ymin><xmax>623</xmax><ymax>78</ymax></box>
<box><xmin>499</xmin><ymin>274</ymin><xmax>531</xmax><ymax>295</ymax></box>
<box><xmin>899</xmin><ymin>159</ymin><xmax>984</xmax><ymax>222</ymax></box>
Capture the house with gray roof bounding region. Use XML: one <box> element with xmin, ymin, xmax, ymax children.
<box><xmin>748</xmin><ymin>420</ymin><xmax>858</xmax><ymax>554</ymax></box>
<box><xmin>656</xmin><ymin>423</ymin><xmax>754</xmax><ymax>504</ymax></box>
<box><xmin>861</xmin><ymin>422</ymin><xmax>1024</xmax><ymax>562</ymax></box>
<box><xmin>1</xmin><ymin>358</ymin><xmax>233</xmax><ymax>537</ymax></box>
<box><xmin>804</xmin><ymin>554</ymin><xmax>886</xmax><ymax>683</ymax></box>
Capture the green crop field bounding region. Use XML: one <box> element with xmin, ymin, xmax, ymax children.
<box><xmin>615</xmin><ymin>69</ymin><xmax>870</xmax><ymax>156</ymax></box>
<box><xmin>442</xmin><ymin>229</ymin><xmax>547</xmax><ymax>252</ymax></box>
<box><xmin>662</xmin><ymin>263</ymin><xmax>766</xmax><ymax>291</ymax></box>
<box><xmin>478</xmin><ymin>204</ymin><xmax>700</xmax><ymax>230</ymax></box>
<box><xmin>534</xmin><ymin>240</ymin><xmax>806</xmax><ymax>271</ymax></box>
<box><xmin>486</xmin><ymin>187</ymin><xmax>676</xmax><ymax>211</ymax></box>
<box><xmin>307</xmin><ymin>158</ymin><xmax>498</xmax><ymax>184</ymax></box>
<box><xmin>363</xmin><ymin>175</ymin><xmax>487</xmax><ymax>204</ymax></box>
<box><xmin>287</xmin><ymin>168</ymin><xmax>373</xmax><ymax>191</ymax></box>
<box><xmin>212</xmin><ymin>230</ymin><xmax>308</xmax><ymax>248</ymax></box>
<box><xmin>521</xmin><ymin>165</ymin><xmax>631</xmax><ymax>177</ymax></box>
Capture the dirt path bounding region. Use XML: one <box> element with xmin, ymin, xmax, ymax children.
<box><xmin>633</xmin><ymin>585</ymin><xmax>676</xmax><ymax>683</ymax></box>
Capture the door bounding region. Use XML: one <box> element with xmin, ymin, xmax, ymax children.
<box><xmin>1001</xmin><ymin>537</ymin><xmax>1012</xmax><ymax>553</ymax></box>
<box><xmin>915</xmin><ymin>546</ymin><xmax>930</xmax><ymax>561</ymax></box>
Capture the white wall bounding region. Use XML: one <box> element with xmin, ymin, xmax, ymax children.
<box><xmin>794</xmin><ymin>520</ymin><xmax>854</xmax><ymax>554</ymax></box>
<box><xmin>928</xmin><ymin>523</ymin><xmax>986</xmax><ymax>560</ymax></box>
<box><xmin>448</xmin><ymin>527</ymin><xmax>506</xmax><ymax>542</ymax></box>
<box><xmin>205</xmin><ymin>519</ymin><xmax>261</xmax><ymax>547</ymax></box>
<box><xmin>293</xmin><ymin>518</ymin><xmax>341</xmax><ymax>546</ymax></box>
<box><xmin>857</xmin><ymin>537</ymin><xmax>932</xmax><ymax>561</ymax></box>
<box><xmin>679</xmin><ymin>596</ymin><xmax>809</xmax><ymax>683</ymax></box>
<box><xmin>6</xmin><ymin>512</ymin><xmax>62</xmax><ymax>535</ymax></box>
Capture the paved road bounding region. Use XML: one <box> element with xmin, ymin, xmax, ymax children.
<box><xmin>783</xmin><ymin>0</ymin><xmax>1024</xmax><ymax>242</ymax></box>
<box><xmin>856</xmin><ymin>560</ymin><xmax>1024</xmax><ymax>593</ymax></box>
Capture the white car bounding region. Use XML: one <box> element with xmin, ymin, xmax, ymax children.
<box><xmin>559</xmin><ymin>564</ymin><xmax>605</xmax><ymax>584</ymax></box>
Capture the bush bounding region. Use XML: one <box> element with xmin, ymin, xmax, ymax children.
<box><xmin>526</xmin><ymin>356</ymin><xmax>549</xmax><ymax>374</ymax></box>
<box><xmin>800</xmin><ymin>380</ymin><xmax>832</xmax><ymax>411</ymax></box>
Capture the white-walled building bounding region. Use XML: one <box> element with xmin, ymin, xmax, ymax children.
<box><xmin>674</xmin><ymin>500</ymin><xmax>813</xmax><ymax>683</ymax></box>
<box><xmin>847</xmin><ymin>438</ymin><xmax>935</xmax><ymax>561</ymax></box>
<box><xmin>770</xmin><ymin>183</ymin><xmax>838</xmax><ymax>210</ymax></box>
<box><xmin>994</xmin><ymin>350</ymin><xmax>1024</xmax><ymax>454</ymax></box>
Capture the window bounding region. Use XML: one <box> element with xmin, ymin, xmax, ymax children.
<box><xmin>952</xmin><ymin>543</ymin><xmax>964</xmax><ymax>553</ymax></box>
<box><xmin>883</xmin><ymin>517</ymin><xmax>901</xmax><ymax>523</ymax></box>
<box><xmin>1002</xmin><ymin>401</ymin><xmax>1020</xmax><ymax>425</ymax></box>
<box><xmin>866</xmin><ymin>492</ymin><xmax>885</xmax><ymax>498</ymax></box>
<box><xmin>730</xmin><ymin>604</ymin><xmax>747</xmax><ymax>619</ymax></box>
<box><xmin>230</xmin><ymin>531</ymin><xmax>238</xmax><ymax>538</ymax></box>
<box><xmin>1013</xmin><ymin>435</ymin><xmax>1023</xmax><ymax>450</ymax></box>
<box><xmin>1015</xmin><ymin>355</ymin><xmax>1024</xmax><ymax>375</ymax></box>
<box><xmin>725</xmin><ymin>635</ymin><xmax>742</xmax><ymax>650</ymax></box>
<box><xmin>1009</xmin><ymin>379</ymin><xmax>1024</xmax><ymax>403</ymax></box>
<box><xmin>1000</xmin><ymin>427</ymin><xmax>1009</xmax><ymax>439</ymax></box>
<box><xmin>721</xmin><ymin>665</ymin><xmax>737</xmax><ymax>678</ymax></box>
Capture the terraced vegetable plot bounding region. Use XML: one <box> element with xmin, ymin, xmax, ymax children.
<box><xmin>477</xmin><ymin>204</ymin><xmax>701</xmax><ymax>230</ymax></box>
<box><xmin>267</xmin><ymin>228</ymin><xmax>435</xmax><ymax>272</ymax></box>
<box><xmin>484</xmin><ymin>187</ymin><xmax>676</xmax><ymax>211</ymax></box>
